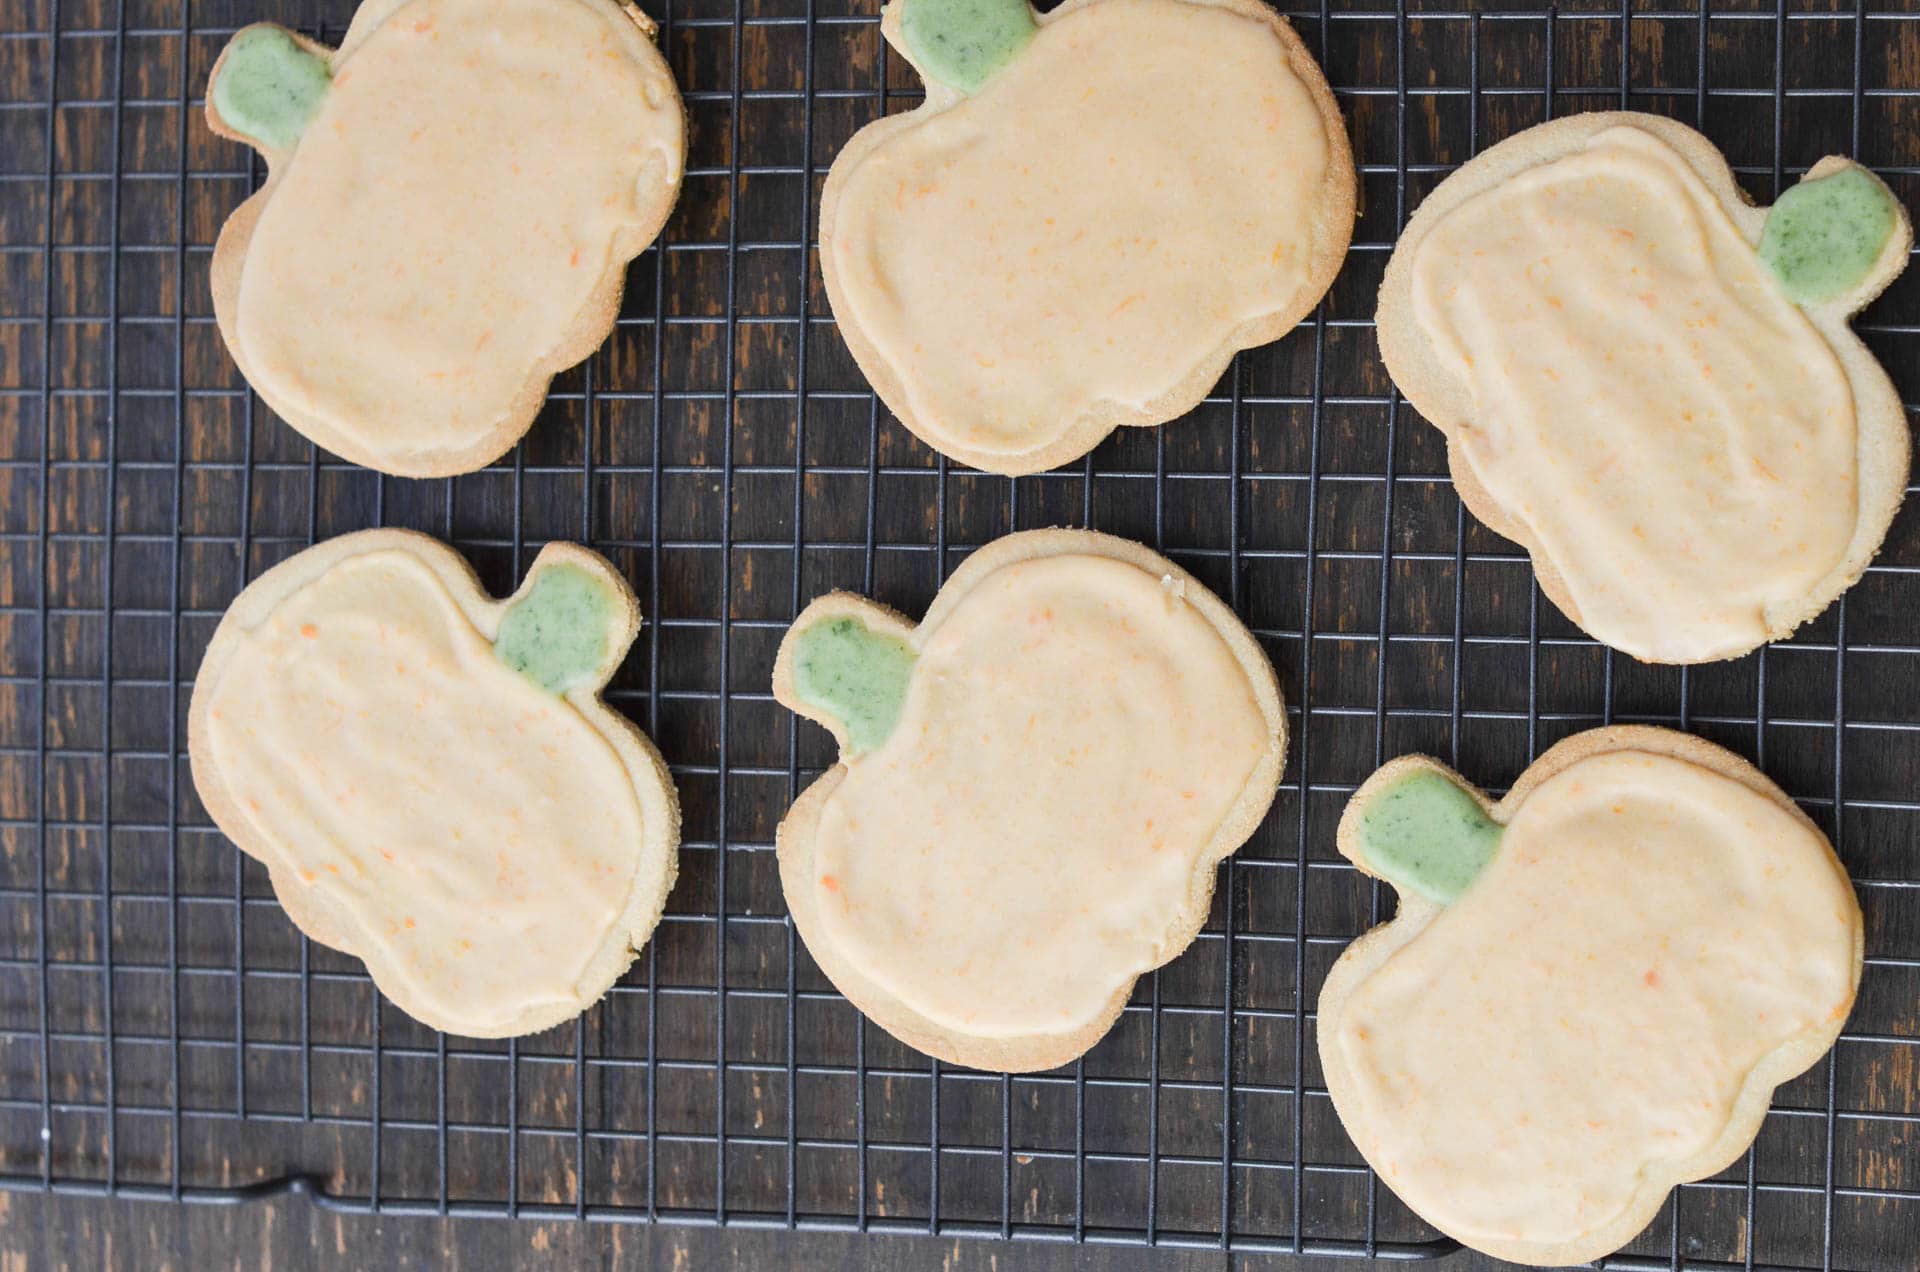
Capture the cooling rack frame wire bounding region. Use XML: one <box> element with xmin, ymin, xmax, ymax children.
<box><xmin>2</xmin><ymin>0</ymin><xmax>1919</xmax><ymax>1267</ymax></box>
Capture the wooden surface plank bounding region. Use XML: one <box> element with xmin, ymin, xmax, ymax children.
<box><xmin>0</xmin><ymin>1188</ymin><xmax>1516</xmax><ymax>1271</ymax></box>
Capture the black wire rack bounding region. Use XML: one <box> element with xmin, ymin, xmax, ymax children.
<box><xmin>3</xmin><ymin>0</ymin><xmax>1918</xmax><ymax>1266</ymax></box>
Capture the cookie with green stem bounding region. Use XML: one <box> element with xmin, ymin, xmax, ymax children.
<box><xmin>819</xmin><ymin>0</ymin><xmax>1355</xmax><ymax>475</ymax></box>
<box><xmin>206</xmin><ymin>0</ymin><xmax>685</xmax><ymax>477</ymax></box>
<box><xmin>1376</xmin><ymin>112</ymin><xmax>1911</xmax><ymax>663</ymax></box>
<box><xmin>1318</xmin><ymin>726</ymin><xmax>1862</xmax><ymax>1264</ymax></box>
<box><xmin>189</xmin><ymin>530</ymin><xmax>680</xmax><ymax>1038</ymax></box>
<box><xmin>772</xmin><ymin>529</ymin><xmax>1287</xmax><ymax>1071</ymax></box>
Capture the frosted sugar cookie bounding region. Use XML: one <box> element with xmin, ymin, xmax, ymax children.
<box><xmin>773</xmin><ymin>529</ymin><xmax>1287</xmax><ymax>1071</ymax></box>
<box><xmin>820</xmin><ymin>0</ymin><xmax>1356</xmax><ymax>475</ymax></box>
<box><xmin>206</xmin><ymin>0</ymin><xmax>685</xmax><ymax>477</ymax></box>
<box><xmin>1319</xmin><ymin>726</ymin><xmax>1862</xmax><ymax>1264</ymax></box>
<box><xmin>1377</xmin><ymin>112</ymin><xmax>1910</xmax><ymax>663</ymax></box>
<box><xmin>189</xmin><ymin>531</ymin><xmax>680</xmax><ymax>1038</ymax></box>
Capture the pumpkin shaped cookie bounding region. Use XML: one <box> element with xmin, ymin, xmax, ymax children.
<box><xmin>189</xmin><ymin>530</ymin><xmax>680</xmax><ymax>1038</ymax></box>
<box><xmin>773</xmin><ymin>530</ymin><xmax>1286</xmax><ymax>1071</ymax></box>
<box><xmin>206</xmin><ymin>0</ymin><xmax>685</xmax><ymax>477</ymax></box>
<box><xmin>1318</xmin><ymin>726</ymin><xmax>1862</xmax><ymax>1264</ymax></box>
<box><xmin>819</xmin><ymin>0</ymin><xmax>1355</xmax><ymax>475</ymax></box>
<box><xmin>1377</xmin><ymin>113</ymin><xmax>1911</xmax><ymax>663</ymax></box>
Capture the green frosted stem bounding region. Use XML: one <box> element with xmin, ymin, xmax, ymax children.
<box><xmin>898</xmin><ymin>0</ymin><xmax>1039</xmax><ymax>95</ymax></box>
<box><xmin>1355</xmin><ymin>769</ymin><xmax>1503</xmax><ymax>906</ymax></box>
<box><xmin>791</xmin><ymin>615</ymin><xmax>917</xmax><ymax>755</ymax></box>
<box><xmin>1759</xmin><ymin>165</ymin><xmax>1898</xmax><ymax>306</ymax></box>
<box><xmin>494</xmin><ymin>563</ymin><xmax>619</xmax><ymax>695</ymax></box>
<box><xmin>211</xmin><ymin>25</ymin><xmax>332</xmax><ymax>154</ymax></box>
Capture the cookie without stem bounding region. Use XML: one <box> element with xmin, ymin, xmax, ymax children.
<box><xmin>1318</xmin><ymin>725</ymin><xmax>1862</xmax><ymax>1265</ymax></box>
<box><xmin>189</xmin><ymin>530</ymin><xmax>680</xmax><ymax>1039</ymax></box>
<box><xmin>206</xmin><ymin>0</ymin><xmax>686</xmax><ymax>478</ymax></box>
<box><xmin>1377</xmin><ymin>112</ymin><xmax>1910</xmax><ymax>663</ymax></box>
<box><xmin>820</xmin><ymin>0</ymin><xmax>1356</xmax><ymax>476</ymax></box>
<box><xmin>772</xmin><ymin>529</ymin><xmax>1287</xmax><ymax>1072</ymax></box>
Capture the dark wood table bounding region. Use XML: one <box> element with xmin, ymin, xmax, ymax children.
<box><xmin>4</xmin><ymin>0</ymin><xmax>1916</xmax><ymax>1268</ymax></box>
<box><xmin>0</xmin><ymin>1187</ymin><xmax>1528</xmax><ymax>1270</ymax></box>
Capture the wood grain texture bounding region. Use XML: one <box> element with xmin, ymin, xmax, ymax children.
<box><xmin>0</xmin><ymin>1189</ymin><xmax>1449</xmax><ymax>1272</ymax></box>
<box><xmin>2</xmin><ymin>0</ymin><xmax>1918</xmax><ymax>1267</ymax></box>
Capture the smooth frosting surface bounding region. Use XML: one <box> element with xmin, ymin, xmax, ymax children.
<box><xmin>811</xmin><ymin>555</ymin><xmax>1268</xmax><ymax>1036</ymax></box>
<box><xmin>1333</xmin><ymin>750</ymin><xmax>1857</xmax><ymax>1246</ymax></box>
<box><xmin>231</xmin><ymin>0</ymin><xmax>682</xmax><ymax>467</ymax></box>
<box><xmin>1411</xmin><ymin>126</ymin><xmax>1858</xmax><ymax>662</ymax></box>
<box><xmin>829</xmin><ymin>0</ymin><xmax>1331</xmax><ymax>461</ymax></box>
<box><xmin>201</xmin><ymin>548</ymin><xmax>646</xmax><ymax>1034</ymax></box>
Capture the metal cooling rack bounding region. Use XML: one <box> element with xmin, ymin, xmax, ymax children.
<box><xmin>2</xmin><ymin>0</ymin><xmax>1917</xmax><ymax>1266</ymax></box>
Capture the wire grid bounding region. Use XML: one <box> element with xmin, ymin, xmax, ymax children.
<box><xmin>1</xmin><ymin>0</ymin><xmax>1918</xmax><ymax>1265</ymax></box>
